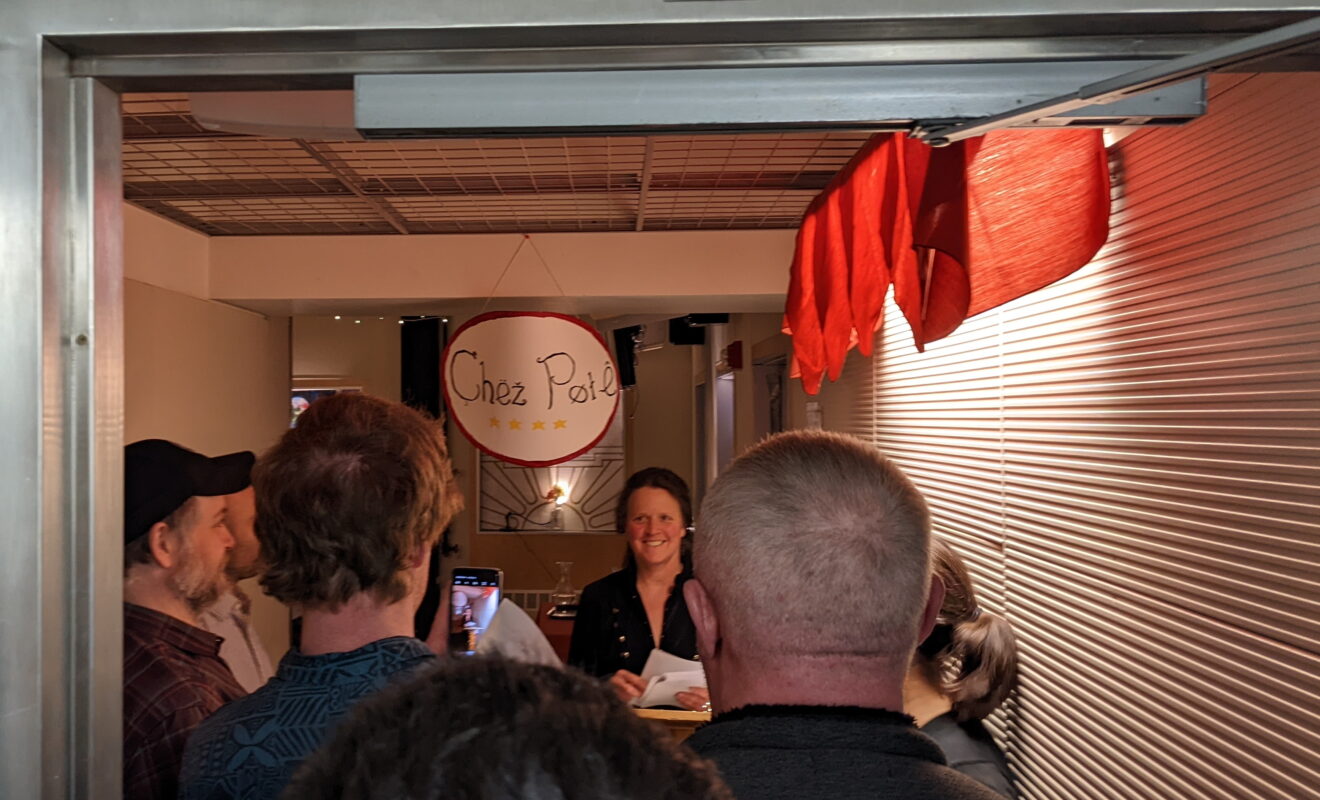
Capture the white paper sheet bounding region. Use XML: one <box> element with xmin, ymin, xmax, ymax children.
<box><xmin>638</xmin><ymin>648</ymin><xmax>703</xmax><ymax>680</ymax></box>
<box><xmin>475</xmin><ymin>599</ymin><xmax>562</xmax><ymax>668</ymax></box>
<box><xmin>631</xmin><ymin>649</ymin><xmax>706</xmax><ymax>708</ymax></box>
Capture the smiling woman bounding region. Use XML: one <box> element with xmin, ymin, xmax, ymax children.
<box><xmin>567</xmin><ymin>468</ymin><xmax>707</xmax><ymax>711</ymax></box>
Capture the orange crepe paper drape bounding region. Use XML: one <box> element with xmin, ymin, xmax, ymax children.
<box><xmin>783</xmin><ymin>129</ymin><xmax>1111</xmax><ymax>395</ymax></box>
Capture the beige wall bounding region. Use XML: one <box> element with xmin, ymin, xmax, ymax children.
<box><xmin>291</xmin><ymin>315</ymin><xmax>401</xmax><ymax>401</ymax></box>
<box><xmin>123</xmin><ymin>278</ymin><xmax>292</xmax><ymax>662</ymax></box>
<box><xmin>625</xmin><ymin>343</ymin><xmax>697</xmax><ymax>488</ymax></box>
<box><xmin>124</xmin><ymin>281</ymin><xmax>289</xmax><ymax>454</ymax></box>
<box><xmin>727</xmin><ymin>313</ymin><xmax>789</xmax><ymax>457</ymax></box>
<box><xmin>681</xmin><ymin>314</ymin><xmax>793</xmax><ymax>495</ymax></box>
<box><xmin>124</xmin><ymin>203</ymin><xmax>209</xmax><ymax>299</ymax></box>
<box><xmin>210</xmin><ymin>230</ymin><xmax>794</xmax><ymax>305</ymax></box>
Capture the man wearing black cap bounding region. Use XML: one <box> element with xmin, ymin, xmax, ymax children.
<box><xmin>122</xmin><ymin>439</ymin><xmax>253</xmax><ymax>800</ymax></box>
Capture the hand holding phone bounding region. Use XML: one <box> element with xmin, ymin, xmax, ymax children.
<box><xmin>448</xmin><ymin>567</ymin><xmax>503</xmax><ymax>655</ymax></box>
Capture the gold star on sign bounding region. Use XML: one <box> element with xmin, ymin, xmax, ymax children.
<box><xmin>554</xmin><ymin>419</ymin><xmax>568</xmax><ymax>429</ymax></box>
<box><xmin>489</xmin><ymin>417</ymin><xmax>500</xmax><ymax>428</ymax></box>
<box><xmin>508</xmin><ymin>419</ymin><xmax>522</xmax><ymax>430</ymax></box>
<box><xmin>532</xmin><ymin>421</ymin><xmax>546</xmax><ymax>431</ymax></box>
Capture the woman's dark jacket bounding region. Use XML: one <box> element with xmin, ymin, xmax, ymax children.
<box><xmin>921</xmin><ymin>713</ymin><xmax>1017</xmax><ymax>798</ymax></box>
<box><xmin>566</xmin><ymin>564</ymin><xmax>699</xmax><ymax>677</ymax></box>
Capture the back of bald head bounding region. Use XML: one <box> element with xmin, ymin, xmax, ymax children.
<box><xmin>695</xmin><ymin>431</ymin><xmax>931</xmax><ymax>669</ymax></box>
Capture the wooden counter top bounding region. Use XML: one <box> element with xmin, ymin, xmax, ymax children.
<box><xmin>634</xmin><ymin>708</ymin><xmax>710</xmax><ymax>742</ymax></box>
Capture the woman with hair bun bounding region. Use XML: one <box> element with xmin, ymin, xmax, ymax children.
<box><xmin>905</xmin><ymin>538</ymin><xmax>1019</xmax><ymax>798</ymax></box>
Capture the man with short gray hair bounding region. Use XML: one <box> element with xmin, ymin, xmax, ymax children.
<box><xmin>684</xmin><ymin>430</ymin><xmax>1003</xmax><ymax>800</ymax></box>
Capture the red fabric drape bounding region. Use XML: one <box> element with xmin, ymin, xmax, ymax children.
<box><xmin>784</xmin><ymin>129</ymin><xmax>1110</xmax><ymax>394</ymax></box>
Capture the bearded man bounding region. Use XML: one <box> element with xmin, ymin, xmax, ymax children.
<box><xmin>198</xmin><ymin>470</ymin><xmax>276</xmax><ymax>692</ymax></box>
<box><xmin>121</xmin><ymin>439</ymin><xmax>252</xmax><ymax>800</ymax></box>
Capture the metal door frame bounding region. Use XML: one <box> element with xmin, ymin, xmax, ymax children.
<box><xmin>3</xmin><ymin>4</ymin><xmax>1316</xmax><ymax>797</ymax></box>
<box><xmin>0</xmin><ymin>41</ymin><xmax>124</xmax><ymax>800</ymax></box>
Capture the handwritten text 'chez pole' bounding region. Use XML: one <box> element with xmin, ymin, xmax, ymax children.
<box><xmin>448</xmin><ymin>349</ymin><xmax>618</xmax><ymax>410</ymax></box>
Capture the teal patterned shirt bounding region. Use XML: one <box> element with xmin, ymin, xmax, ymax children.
<box><xmin>179</xmin><ymin>636</ymin><xmax>434</xmax><ymax>800</ymax></box>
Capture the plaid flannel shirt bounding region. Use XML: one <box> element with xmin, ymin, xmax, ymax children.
<box><xmin>123</xmin><ymin>603</ymin><xmax>246</xmax><ymax>800</ymax></box>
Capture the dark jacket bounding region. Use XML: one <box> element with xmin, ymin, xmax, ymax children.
<box><xmin>567</xmin><ymin>565</ymin><xmax>698</xmax><ymax>678</ymax></box>
<box><xmin>922</xmin><ymin>713</ymin><xmax>1017</xmax><ymax>798</ymax></box>
<box><xmin>686</xmin><ymin>705</ymin><xmax>1007</xmax><ymax>800</ymax></box>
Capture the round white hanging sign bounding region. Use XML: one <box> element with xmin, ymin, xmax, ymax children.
<box><xmin>442</xmin><ymin>311</ymin><xmax>620</xmax><ymax>467</ymax></box>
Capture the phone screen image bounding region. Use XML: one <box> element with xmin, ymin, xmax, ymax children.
<box><xmin>449</xmin><ymin>568</ymin><xmax>502</xmax><ymax>655</ymax></box>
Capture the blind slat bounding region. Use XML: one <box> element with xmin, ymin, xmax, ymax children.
<box><xmin>825</xmin><ymin>73</ymin><xmax>1320</xmax><ymax>800</ymax></box>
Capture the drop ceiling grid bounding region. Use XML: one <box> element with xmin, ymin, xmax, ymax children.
<box><xmin>121</xmin><ymin>92</ymin><xmax>216</xmax><ymax>139</ymax></box>
<box><xmin>649</xmin><ymin>132</ymin><xmax>869</xmax><ymax>187</ymax></box>
<box><xmin>162</xmin><ymin>195</ymin><xmax>400</xmax><ymax>235</ymax></box>
<box><xmin>124</xmin><ymin>137</ymin><xmax>346</xmax><ymax>201</ymax></box>
<box><xmin>385</xmin><ymin>191</ymin><xmax>639</xmax><ymax>233</ymax></box>
<box><xmin>121</xmin><ymin>94</ymin><xmax>866</xmax><ymax>235</ymax></box>
<box><xmin>641</xmin><ymin>189</ymin><xmax>824</xmax><ymax>230</ymax></box>
<box><xmin>640</xmin><ymin>132</ymin><xmax>866</xmax><ymax>230</ymax></box>
<box><xmin>319</xmin><ymin>137</ymin><xmax>647</xmax><ymax>184</ymax></box>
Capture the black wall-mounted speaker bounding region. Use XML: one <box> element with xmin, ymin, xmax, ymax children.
<box><xmin>668</xmin><ymin>316</ymin><xmax>705</xmax><ymax>346</ymax></box>
<box><xmin>401</xmin><ymin>316</ymin><xmax>443</xmax><ymax>417</ymax></box>
<box><xmin>668</xmin><ymin>313</ymin><xmax>729</xmax><ymax>346</ymax></box>
<box><xmin>612</xmin><ymin>325</ymin><xmax>642</xmax><ymax>388</ymax></box>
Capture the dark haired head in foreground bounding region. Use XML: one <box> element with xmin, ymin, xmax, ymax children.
<box><xmin>282</xmin><ymin>657</ymin><xmax>733</xmax><ymax>800</ymax></box>
<box><xmin>181</xmin><ymin>393</ymin><xmax>464</xmax><ymax>800</ymax></box>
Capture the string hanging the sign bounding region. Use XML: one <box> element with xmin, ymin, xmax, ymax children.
<box><xmin>478</xmin><ymin>234</ymin><xmax>569</xmax><ymax>316</ymax></box>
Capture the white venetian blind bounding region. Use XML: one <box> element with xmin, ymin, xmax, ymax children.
<box><xmin>827</xmin><ymin>73</ymin><xmax>1320</xmax><ymax>800</ymax></box>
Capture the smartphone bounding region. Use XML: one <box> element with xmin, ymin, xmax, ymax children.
<box><xmin>448</xmin><ymin>567</ymin><xmax>503</xmax><ymax>655</ymax></box>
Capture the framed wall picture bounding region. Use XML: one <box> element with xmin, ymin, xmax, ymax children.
<box><xmin>290</xmin><ymin>384</ymin><xmax>362</xmax><ymax>427</ymax></box>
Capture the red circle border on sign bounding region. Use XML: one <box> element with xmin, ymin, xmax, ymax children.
<box><xmin>440</xmin><ymin>310</ymin><xmax>622</xmax><ymax>468</ymax></box>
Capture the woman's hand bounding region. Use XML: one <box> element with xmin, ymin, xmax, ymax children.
<box><xmin>608</xmin><ymin>669</ymin><xmax>648</xmax><ymax>703</ymax></box>
<box><xmin>675</xmin><ymin>686</ymin><xmax>711</xmax><ymax>713</ymax></box>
